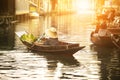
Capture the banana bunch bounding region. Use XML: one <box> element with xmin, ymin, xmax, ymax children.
<box><xmin>20</xmin><ymin>33</ymin><xmax>37</xmax><ymax>43</ymax></box>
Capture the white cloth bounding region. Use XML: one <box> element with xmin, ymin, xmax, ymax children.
<box><xmin>98</xmin><ymin>29</ymin><xmax>107</xmax><ymax>36</ymax></box>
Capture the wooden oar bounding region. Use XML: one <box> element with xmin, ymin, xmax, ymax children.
<box><xmin>36</xmin><ymin>33</ymin><xmax>45</xmax><ymax>42</ymax></box>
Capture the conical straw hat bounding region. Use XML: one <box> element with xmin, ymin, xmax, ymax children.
<box><xmin>45</xmin><ymin>27</ymin><xmax>58</xmax><ymax>38</ymax></box>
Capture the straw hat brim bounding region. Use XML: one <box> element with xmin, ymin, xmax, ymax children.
<box><xmin>45</xmin><ymin>28</ymin><xmax>58</xmax><ymax>38</ymax></box>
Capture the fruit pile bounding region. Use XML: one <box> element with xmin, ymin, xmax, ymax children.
<box><xmin>20</xmin><ymin>33</ymin><xmax>37</xmax><ymax>43</ymax></box>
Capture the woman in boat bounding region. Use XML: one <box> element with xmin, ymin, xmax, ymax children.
<box><xmin>43</xmin><ymin>27</ymin><xmax>59</xmax><ymax>45</ymax></box>
<box><xmin>98</xmin><ymin>21</ymin><xmax>108</xmax><ymax>36</ymax></box>
<box><xmin>92</xmin><ymin>21</ymin><xmax>110</xmax><ymax>38</ymax></box>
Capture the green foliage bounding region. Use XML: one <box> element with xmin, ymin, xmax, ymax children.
<box><xmin>20</xmin><ymin>33</ymin><xmax>37</xmax><ymax>43</ymax></box>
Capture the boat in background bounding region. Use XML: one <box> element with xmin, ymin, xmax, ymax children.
<box><xmin>91</xmin><ymin>14</ymin><xmax>120</xmax><ymax>47</ymax></box>
<box><xmin>90</xmin><ymin>31</ymin><xmax>114</xmax><ymax>47</ymax></box>
<box><xmin>90</xmin><ymin>28</ymin><xmax>120</xmax><ymax>47</ymax></box>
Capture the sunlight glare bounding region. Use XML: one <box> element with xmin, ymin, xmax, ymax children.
<box><xmin>74</xmin><ymin>0</ymin><xmax>92</xmax><ymax>13</ymax></box>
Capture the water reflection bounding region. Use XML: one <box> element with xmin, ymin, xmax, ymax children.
<box><xmin>34</xmin><ymin>52</ymin><xmax>80</xmax><ymax>66</ymax></box>
<box><xmin>0</xmin><ymin>13</ymin><xmax>120</xmax><ymax>80</ymax></box>
<box><xmin>90</xmin><ymin>45</ymin><xmax>120</xmax><ymax>80</ymax></box>
<box><xmin>0</xmin><ymin>52</ymin><xmax>16</xmax><ymax>70</ymax></box>
<box><xmin>0</xmin><ymin>22</ymin><xmax>15</xmax><ymax>50</ymax></box>
<box><xmin>33</xmin><ymin>52</ymin><xmax>80</xmax><ymax>79</ymax></box>
<box><xmin>0</xmin><ymin>50</ymin><xmax>80</xmax><ymax>80</ymax></box>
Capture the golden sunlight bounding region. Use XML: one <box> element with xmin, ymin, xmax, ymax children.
<box><xmin>74</xmin><ymin>0</ymin><xmax>93</xmax><ymax>13</ymax></box>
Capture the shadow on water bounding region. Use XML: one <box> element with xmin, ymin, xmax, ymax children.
<box><xmin>29</xmin><ymin>52</ymin><xmax>81</xmax><ymax>79</ymax></box>
<box><xmin>33</xmin><ymin>52</ymin><xmax>80</xmax><ymax>67</ymax></box>
<box><xmin>90</xmin><ymin>44</ymin><xmax>120</xmax><ymax>80</ymax></box>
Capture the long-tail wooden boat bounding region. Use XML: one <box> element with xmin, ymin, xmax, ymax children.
<box><xmin>16</xmin><ymin>31</ymin><xmax>85</xmax><ymax>54</ymax></box>
<box><xmin>22</xmin><ymin>41</ymin><xmax>85</xmax><ymax>54</ymax></box>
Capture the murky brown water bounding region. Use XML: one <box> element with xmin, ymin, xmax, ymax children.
<box><xmin>0</xmin><ymin>13</ymin><xmax>120</xmax><ymax>80</ymax></box>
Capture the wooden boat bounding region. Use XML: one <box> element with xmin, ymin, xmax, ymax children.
<box><xmin>90</xmin><ymin>28</ymin><xmax>120</xmax><ymax>47</ymax></box>
<box><xmin>22</xmin><ymin>41</ymin><xmax>85</xmax><ymax>54</ymax></box>
<box><xmin>90</xmin><ymin>31</ymin><xmax>114</xmax><ymax>47</ymax></box>
<box><xmin>16</xmin><ymin>31</ymin><xmax>85</xmax><ymax>54</ymax></box>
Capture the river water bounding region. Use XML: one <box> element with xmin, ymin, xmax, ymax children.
<box><xmin>0</xmin><ymin>13</ymin><xmax>120</xmax><ymax>80</ymax></box>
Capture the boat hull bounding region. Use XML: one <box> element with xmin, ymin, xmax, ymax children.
<box><xmin>22</xmin><ymin>41</ymin><xmax>85</xmax><ymax>54</ymax></box>
<box><xmin>90</xmin><ymin>31</ymin><xmax>114</xmax><ymax>47</ymax></box>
